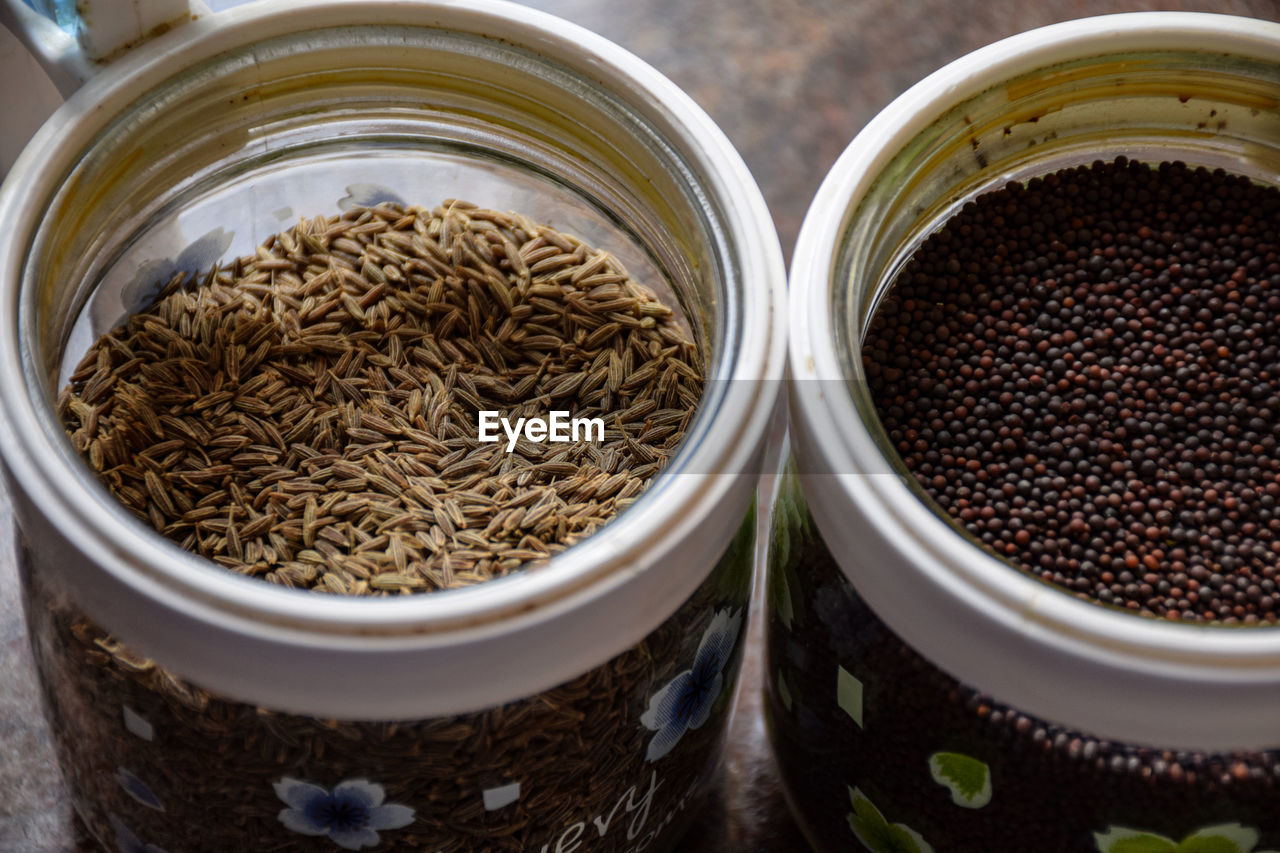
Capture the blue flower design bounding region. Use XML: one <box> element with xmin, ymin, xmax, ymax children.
<box><xmin>274</xmin><ymin>777</ymin><xmax>414</xmax><ymax>851</ymax></box>
<box><xmin>115</xmin><ymin>767</ymin><xmax>164</xmax><ymax>811</ymax></box>
<box><xmin>640</xmin><ymin>608</ymin><xmax>742</xmax><ymax>761</ymax></box>
<box><xmin>107</xmin><ymin>813</ymin><xmax>167</xmax><ymax>853</ymax></box>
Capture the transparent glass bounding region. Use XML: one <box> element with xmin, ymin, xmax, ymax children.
<box><xmin>27</xmin><ymin>24</ymin><xmax>740</xmax><ymax>514</ymax></box>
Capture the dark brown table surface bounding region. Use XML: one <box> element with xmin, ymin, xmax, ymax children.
<box><xmin>4</xmin><ymin>0</ymin><xmax>1280</xmax><ymax>850</ymax></box>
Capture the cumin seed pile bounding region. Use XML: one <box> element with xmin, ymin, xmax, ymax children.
<box><xmin>58</xmin><ymin>201</ymin><xmax>702</xmax><ymax>594</ymax></box>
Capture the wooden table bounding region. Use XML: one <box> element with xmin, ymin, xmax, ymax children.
<box><xmin>3</xmin><ymin>0</ymin><xmax>1278</xmax><ymax>849</ymax></box>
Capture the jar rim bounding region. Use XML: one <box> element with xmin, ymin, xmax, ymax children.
<box><xmin>0</xmin><ymin>0</ymin><xmax>785</xmax><ymax>716</ymax></box>
<box><xmin>789</xmin><ymin>11</ymin><xmax>1280</xmax><ymax>750</ymax></box>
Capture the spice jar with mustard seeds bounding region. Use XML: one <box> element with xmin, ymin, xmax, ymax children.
<box><xmin>0</xmin><ymin>1</ymin><xmax>785</xmax><ymax>850</ymax></box>
<box><xmin>777</xmin><ymin>13</ymin><xmax>1280</xmax><ymax>853</ymax></box>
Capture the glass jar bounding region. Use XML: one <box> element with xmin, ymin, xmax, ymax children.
<box><xmin>0</xmin><ymin>1</ymin><xmax>786</xmax><ymax>850</ymax></box>
<box><xmin>776</xmin><ymin>12</ymin><xmax>1280</xmax><ymax>853</ymax></box>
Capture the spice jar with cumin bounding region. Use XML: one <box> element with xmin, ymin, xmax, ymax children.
<box><xmin>0</xmin><ymin>2</ymin><xmax>785</xmax><ymax>851</ymax></box>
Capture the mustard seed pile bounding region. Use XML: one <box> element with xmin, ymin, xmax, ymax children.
<box><xmin>865</xmin><ymin>158</ymin><xmax>1280</xmax><ymax>623</ymax></box>
<box><xmin>59</xmin><ymin>201</ymin><xmax>702</xmax><ymax>594</ymax></box>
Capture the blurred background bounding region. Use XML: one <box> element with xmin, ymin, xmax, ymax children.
<box><xmin>3</xmin><ymin>0</ymin><xmax>1279</xmax><ymax>849</ymax></box>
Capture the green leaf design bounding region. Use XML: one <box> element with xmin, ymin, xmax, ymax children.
<box><xmin>1176</xmin><ymin>824</ymin><xmax>1260</xmax><ymax>853</ymax></box>
<box><xmin>847</xmin><ymin>788</ymin><xmax>934</xmax><ymax>853</ymax></box>
<box><xmin>928</xmin><ymin>752</ymin><xmax>992</xmax><ymax>808</ymax></box>
<box><xmin>848</xmin><ymin>786</ymin><xmax>889</xmax><ymax>843</ymax></box>
<box><xmin>837</xmin><ymin>665</ymin><xmax>864</xmax><ymax>728</ymax></box>
<box><xmin>767</xmin><ymin>460</ymin><xmax>813</xmax><ymax>629</ymax></box>
<box><xmin>883</xmin><ymin>824</ymin><xmax>932</xmax><ymax>853</ymax></box>
<box><xmin>775</xmin><ymin>563</ymin><xmax>795</xmax><ymax>628</ymax></box>
<box><xmin>776</xmin><ymin>669</ymin><xmax>793</xmax><ymax>712</ymax></box>
<box><xmin>1176</xmin><ymin>842</ymin><xmax>1247</xmax><ymax>853</ymax></box>
<box><xmin>1093</xmin><ymin>828</ymin><xmax>1177</xmax><ymax>853</ymax></box>
<box><xmin>1095</xmin><ymin>824</ymin><xmax>1266</xmax><ymax>853</ymax></box>
<box><xmin>1112</xmin><ymin>840</ymin><xmax>1179</xmax><ymax>853</ymax></box>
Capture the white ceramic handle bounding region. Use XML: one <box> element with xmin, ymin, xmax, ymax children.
<box><xmin>0</xmin><ymin>0</ymin><xmax>94</xmax><ymax>96</ymax></box>
<box><xmin>0</xmin><ymin>0</ymin><xmax>202</xmax><ymax>97</ymax></box>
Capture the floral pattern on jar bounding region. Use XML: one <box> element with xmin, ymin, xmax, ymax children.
<box><xmin>24</xmin><ymin>501</ymin><xmax>755</xmax><ymax>852</ymax></box>
<box><xmin>641</xmin><ymin>608</ymin><xmax>743</xmax><ymax>761</ymax></box>
<box><xmin>765</xmin><ymin>464</ymin><xmax>1280</xmax><ymax>853</ymax></box>
<box><xmin>273</xmin><ymin>778</ymin><xmax>415</xmax><ymax>850</ymax></box>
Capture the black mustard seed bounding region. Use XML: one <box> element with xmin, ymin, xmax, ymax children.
<box><xmin>864</xmin><ymin>158</ymin><xmax>1280</xmax><ymax>624</ymax></box>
